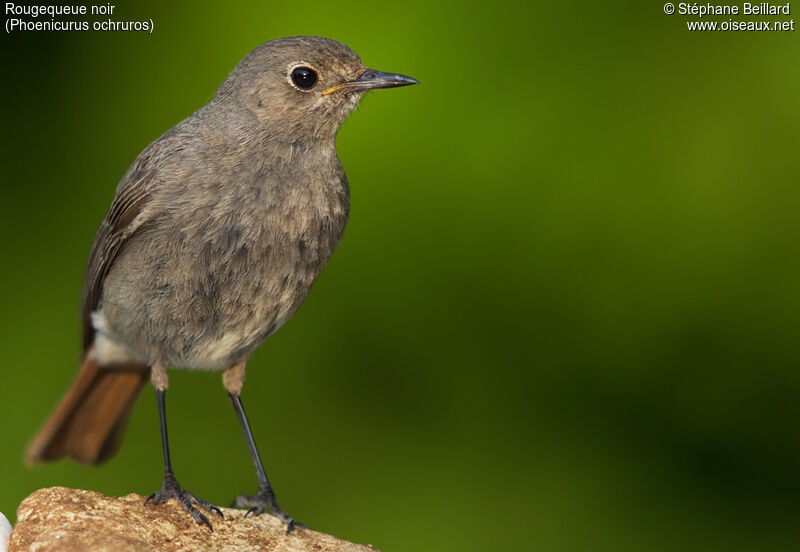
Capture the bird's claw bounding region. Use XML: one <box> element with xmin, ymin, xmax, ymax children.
<box><xmin>232</xmin><ymin>487</ymin><xmax>304</xmax><ymax>533</ymax></box>
<box><xmin>145</xmin><ymin>470</ymin><xmax>223</xmax><ymax>531</ymax></box>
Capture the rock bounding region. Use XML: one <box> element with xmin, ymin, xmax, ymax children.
<box><xmin>9</xmin><ymin>487</ymin><xmax>376</xmax><ymax>552</ymax></box>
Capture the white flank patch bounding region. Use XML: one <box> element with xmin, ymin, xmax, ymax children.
<box><xmin>90</xmin><ymin>310</ymin><xmax>141</xmax><ymax>365</ymax></box>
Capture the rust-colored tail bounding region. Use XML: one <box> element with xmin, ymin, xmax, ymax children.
<box><xmin>27</xmin><ymin>353</ymin><xmax>150</xmax><ymax>465</ymax></box>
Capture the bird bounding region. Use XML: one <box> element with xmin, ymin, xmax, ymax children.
<box><xmin>26</xmin><ymin>36</ymin><xmax>418</xmax><ymax>532</ymax></box>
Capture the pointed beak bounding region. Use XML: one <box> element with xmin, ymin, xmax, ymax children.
<box><xmin>322</xmin><ymin>69</ymin><xmax>419</xmax><ymax>96</ymax></box>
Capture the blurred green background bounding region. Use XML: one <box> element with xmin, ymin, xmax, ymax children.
<box><xmin>2</xmin><ymin>0</ymin><xmax>800</xmax><ymax>549</ymax></box>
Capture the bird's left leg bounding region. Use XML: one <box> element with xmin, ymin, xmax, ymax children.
<box><xmin>224</xmin><ymin>361</ymin><xmax>303</xmax><ymax>533</ymax></box>
<box><xmin>144</xmin><ymin>362</ymin><xmax>223</xmax><ymax>531</ymax></box>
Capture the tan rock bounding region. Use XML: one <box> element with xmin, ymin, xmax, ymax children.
<box><xmin>10</xmin><ymin>487</ymin><xmax>376</xmax><ymax>552</ymax></box>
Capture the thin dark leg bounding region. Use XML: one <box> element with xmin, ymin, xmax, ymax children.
<box><xmin>157</xmin><ymin>389</ymin><xmax>172</xmax><ymax>471</ymax></box>
<box><xmin>230</xmin><ymin>392</ymin><xmax>270</xmax><ymax>488</ymax></box>
<box><xmin>145</xmin><ymin>388</ymin><xmax>223</xmax><ymax>531</ymax></box>
<box><xmin>229</xmin><ymin>392</ymin><xmax>301</xmax><ymax>532</ymax></box>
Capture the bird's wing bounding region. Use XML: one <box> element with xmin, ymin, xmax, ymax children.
<box><xmin>80</xmin><ymin>145</ymin><xmax>164</xmax><ymax>354</ymax></box>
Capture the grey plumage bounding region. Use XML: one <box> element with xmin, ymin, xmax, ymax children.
<box><xmin>87</xmin><ymin>37</ymin><xmax>362</xmax><ymax>369</ymax></box>
<box><xmin>30</xmin><ymin>36</ymin><xmax>417</xmax><ymax>531</ymax></box>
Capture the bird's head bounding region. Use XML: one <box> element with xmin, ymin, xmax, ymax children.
<box><xmin>214</xmin><ymin>36</ymin><xmax>418</xmax><ymax>142</ymax></box>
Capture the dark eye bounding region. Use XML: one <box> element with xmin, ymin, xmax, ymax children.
<box><xmin>290</xmin><ymin>66</ymin><xmax>318</xmax><ymax>90</ymax></box>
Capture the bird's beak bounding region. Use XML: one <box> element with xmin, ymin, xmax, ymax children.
<box><xmin>322</xmin><ymin>69</ymin><xmax>419</xmax><ymax>96</ymax></box>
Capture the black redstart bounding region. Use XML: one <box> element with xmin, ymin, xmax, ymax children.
<box><xmin>27</xmin><ymin>36</ymin><xmax>418</xmax><ymax>531</ymax></box>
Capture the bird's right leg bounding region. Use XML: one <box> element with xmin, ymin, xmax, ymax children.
<box><xmin>224</xmin><ymin>361</ymin><xmax>302</xmax><ymax>533</ymax></box>
<box><xmin>144</xmin><ymin>362</ymin><xmax>223</xmax><ymax>531</ymax></box>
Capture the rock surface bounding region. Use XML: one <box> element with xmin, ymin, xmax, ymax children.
<box><xmin>10</xmin><ymin>487</ymin><xmax>376</xmax><ymax>552</ymax></box>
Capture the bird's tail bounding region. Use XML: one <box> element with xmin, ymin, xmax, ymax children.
<box><xmin>26</xmin><ymin>350</ymin><xmax>150</xmax><ymax>465</ymax></box>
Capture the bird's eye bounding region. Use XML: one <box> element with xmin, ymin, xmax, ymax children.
<box><xmin>290</xmin><ymin>66</ymin><xmax>318</xmax><ymax>90</ymax></box>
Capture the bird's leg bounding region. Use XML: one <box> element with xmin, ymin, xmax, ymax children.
<box><xmin>224</xmin><ymin>361</ymin><xmax>302</xmax><ymax>533</ymax></box>
<box><xmin>145</xmin><ymin>362</ymin><xmax>223</xmax><ymax>531</ymax></box>
<box><xmin>229</xmin><ymin>392</ymin><xmax>302</xmax><ymax>532</ymax></box>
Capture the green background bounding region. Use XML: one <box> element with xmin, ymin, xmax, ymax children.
<box><xmin>2</xmin><ymin>1</ymin><xmax>800</xmax><ymax>549</ymax></box>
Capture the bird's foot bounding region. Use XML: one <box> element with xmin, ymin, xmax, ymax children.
<box><xmin>145</xmin><ymin>469</ymin><xmax>223</xmax><ymax>531</ymax></box>
<box><xmin>232</xmin><ymin>485</ymin><xmax>305</xmax><ymax>533</ymax></box>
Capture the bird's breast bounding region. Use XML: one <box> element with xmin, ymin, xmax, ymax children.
<box><xmin>101</xmin><ymin>150</ymin><xmax>350</xmax><ymax>370</ymax></box>
<box><xmin>184</xmin><ymin>158</ymin><xmax>350</xmax><ymax>365</ymax></box>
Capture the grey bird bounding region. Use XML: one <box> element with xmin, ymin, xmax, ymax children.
<box><xmin>26</xmin><ymin>36</ymin><xmax>418</xmax><ymax>532</ymax></box>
